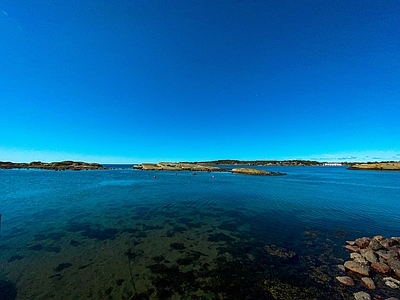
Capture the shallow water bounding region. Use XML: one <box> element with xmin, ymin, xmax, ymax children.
<box><xmin>0</xmin><ymin>166</ymin><xmax>399</xmax><ymax>299</ymax></box>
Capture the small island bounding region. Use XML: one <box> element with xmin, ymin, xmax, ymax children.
<box><xmin>0</xmin><ymin>161</ymin><xmax>105</xmax><ymax>171</ymax></box>
<box><xmin>348</xmin><ymin>162</ymin><xmax>400</xmax><ymax>171</ymax></box>
<box><xmin>134</xmin><ymin>162</ymin><xmax>286</xmax><ymax>176</ymax></box>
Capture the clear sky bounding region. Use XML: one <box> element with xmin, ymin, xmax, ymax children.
<box><xmin>1</xmin><ymin>0</ymin><xmax>399</xmax><ymax>163</ymax></box>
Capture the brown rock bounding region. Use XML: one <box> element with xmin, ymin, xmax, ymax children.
<box><xmin>381</xmin><ymin>239</ymin><xmax>393</xmax><ymax>250</ymax></box>
<box><xmin>344</xmin><ymin>261</ymin><xmax>370</xmax><ymax>276</ymax></box>
<box><xmin>376</xmin><ymin>250</ymin><xmax>390</xmax><ymax>262</ymax></box>
<box><xmin>388</xmin><ymin>259</ymin><xmax>400</xmax><ymax>278</ymax></box>
<box><xmin>346</xmin><ymin>240</ymin><xmax>356</xmax><ymax>246</ymax></box>
<box><xmin>345</xmin><ymin>244</ymin><xmax>360</xmax><ymax>252</ymax></box>
<box><xmin>360</xmin><ymin>249</ymin><xmax>378</xmax><ymax>264</ymax></box>
<box><xmin>351</xmin><ymin>252</ymin><xmax>368</xmax><ymax>265</ymax></box>
<box><xmin>369</xmin><ymin>239</ymin><xmax>384</xmax><ymax>251</ymax></box>
<box><xmin>336</xmin><ymin>276</ymin><xmax>354</xmax><ymax>286</ymax></box>
<box><xmin>374</xmin><ymin>235</ymin><xmax>384</xmax><ymax>242</ymax></box>
<box><xmin>353</xmin><ymin>291</ymin><xmax>371</xmax><ymax>300</ymax></box>
<box><xmin>356</xmin><ymin>237</ymin><xmax>371</xmax><ymax>249</ymax></box>
<box><xmin>371</xmin><ymin>262</ymin><xmax>391</xmax><ymax>274</ymax></box>
<box><xmin>361</xmin><ymin>277</ymin><xmax>376</xmax><ymax>290</ymax></box>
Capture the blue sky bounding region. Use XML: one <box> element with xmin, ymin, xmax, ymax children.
<box><xmin>1</xmin><ymin>0</ymin><xmax>399</xmax><ymax>163</ymax></box>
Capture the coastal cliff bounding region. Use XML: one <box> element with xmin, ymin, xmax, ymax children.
<box><xmin>0</xmin><ymin>161</ymin><xmax>105</xmax><ymax>171</ymax></box>
<box><xmin>349</xmin><ymin>162</ymin><xmax>400</xmax><ymax>171</ymax></box>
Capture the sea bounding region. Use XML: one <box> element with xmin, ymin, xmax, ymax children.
<box><xmin>0</xmin><ymin>165</ymin><xmax>399</xmax><ymax>299</ymax></box>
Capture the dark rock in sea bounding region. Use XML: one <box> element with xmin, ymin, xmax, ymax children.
<box><xmin>53</xmin><ymin>262</ymin><xmax>72</xmax><ymax>272</ymax></box>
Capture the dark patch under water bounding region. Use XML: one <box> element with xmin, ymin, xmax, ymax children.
<box><xmin>0</xmin><ymin>280</ymin><xmax>17</xmax><ymax>300</ymax></box>
<box><xmin>7</xmin><ymin>255</ymin><xmax>23</xmax><ymax>263</ymax></box>
<box><xmin>53</xmin><ymin>262</ymin><xmax>72</xmax><ymax>272</ymax></box>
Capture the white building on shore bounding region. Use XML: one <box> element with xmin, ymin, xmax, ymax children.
<box><xmin>323</xmin><ymin>163</ymin><xmax>342</xmax><ymax>166</ymax></box>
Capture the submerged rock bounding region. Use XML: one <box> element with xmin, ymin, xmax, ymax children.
<box><xmin>264</xmin><ymin>245</ymin><xmax>296</xmax><ymax>259</ymax></box>
<box><xmin>335</xmin><ymin>276</ymin><xmax>354</xmax><ymax>286</ymax></box>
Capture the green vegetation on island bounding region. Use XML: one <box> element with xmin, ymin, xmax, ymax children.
<box><xmin>0</xmin><ymin>161</ymin><xmax>105</xmax><ymax>171</ymax></box>
<box><xmin>133</xmin><ymin>162</ymin><xmax>286</xmax><ymax>176</ymax></box>
<box><xmin>202</xmin><ymin>159</ymin><xmax>326</xmax><ymax>166</ymax></box>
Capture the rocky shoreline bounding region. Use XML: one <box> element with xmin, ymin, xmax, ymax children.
<box><xmin>0</xmin><ymin>161</ymin><xmax>105</xmax><ymax>171</ymax></box>
<box><xmin>336</xmin><ymin>236</ymin><xmax>400</xmax><ymax>300</ymax></box>
<box><xmin>133</xmin><ymin>162</ymin><xmax>286</xmax><ymax>176</ymax></box>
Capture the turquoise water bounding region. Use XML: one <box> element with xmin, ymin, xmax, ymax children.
<box><xmin>0</xmin><ymin>166</ymin><xmax>399</xmax><ymax>299</ymax></box>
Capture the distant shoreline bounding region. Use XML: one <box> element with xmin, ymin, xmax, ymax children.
<box><xmin>2</xmin><ymin>160</ymin><xmax>400</xmax><ymax>171</ymax></box>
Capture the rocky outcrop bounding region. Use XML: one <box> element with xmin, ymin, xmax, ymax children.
<box><xmin>134</xmin><ymin>162</ymin><xmax>225</xmax><ymax>172</ymax></box>
<box><xmin>0</xmin><ymin>161</ymin><xmax>105</xmax><ymax>171</ymax></box>
<box><xmin>134</xmin><ymin>163</ymin><xmax>286</xmax><ymax>176</ymax></box>
<box><xmin>337</xmin><ymin>235</ymin><xmax>400</xmax><ymax>298</ymax></box>
<box><xmin>349</xmin><ymin>162</ymin><xmax>400</xmax><ymax>171</ymax></box>
<box><xmin>231</xmin><ymin>168</ymin><xmax>286</xmax><ymax>176</ymax></box>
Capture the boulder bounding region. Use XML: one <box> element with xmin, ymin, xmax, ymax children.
<box><xmin>355</xmin><ymin>237</ymin><xmax>371</xmax><ymax>249</ymax></box>
<box><xmin>344</xmin><ymin>261</ymin><xmax>370</xmax><ymax>276</ymax></box>
<box><xmin>353</xmin><ymin>291</ymin><xmax>371</xmax><ymax>300</ymax></box>
<box><xmin>335</xmin><ymin>276</ymin><xmax>354</xmax><ymax>286</ymax></box>
<box><xmin>337</xmin><ymin>264</ymin><xmax>346</xmax><ymax>272</ymax></box>
<box><xmin>368</xmin><ymin>239</ymin><xmax>383</xmax><ymax>251</ymax></box>
<box><xmin>371</xmin><ymin>262</ymin><xmax>391</xmax><ymax>274</ymax></box>
<box><xmin>388</xmin><ymin>259</ymin><xmax>400</xmax><ymax>278</ymax></box>
<box><xmin>361</xmin><ymin>277</ymin><xmax>375</xmax><ymax>290</ymax></box>
<box><xmin>360</xmin><ymin>249</ymin><xmax>378</xmax><ymax>264</ymax></box>
<box><xmin>383</xmin><ymin>277</ymin><xmax>400</xmax><ymax>289</ymax></box>
<box><xmin>350</xmin><ymin>253</ymin><xmax>368</xmax><ymax>265</ymax></box>
<box><xmin>345</xmin><ymin>245</ymin><xmax>360</xmax><ymax>252</ymax></box>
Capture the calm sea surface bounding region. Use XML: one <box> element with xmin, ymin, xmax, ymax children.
<box><xmin>0</xmin><ymin>166</ymin><xmax>399</xmax><ymax>299</ymax></box>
